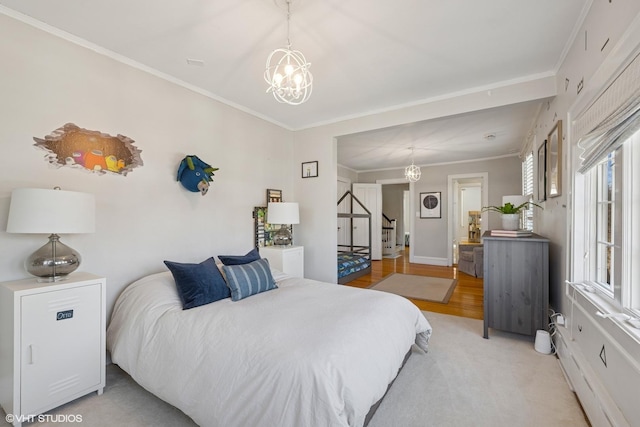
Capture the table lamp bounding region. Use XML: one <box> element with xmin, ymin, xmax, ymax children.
<box><xmin>267</xmin><ymin>202</ymin><xmax>299</xmax><ymax>246</ymax></box>
<box><xmin>6</xmin><ymin>187</ymin><xmax>95</xmax><ymax>281</ymax></box>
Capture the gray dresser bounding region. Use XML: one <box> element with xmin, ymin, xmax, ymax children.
<box><xmin>482</xmin><ymin>231</ymin><xmax>549</xmax><ymax>338</ymax></box>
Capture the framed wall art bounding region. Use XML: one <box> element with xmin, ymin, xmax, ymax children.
<box><xmin>267</xmin><ymin>189</ymin><xmax>282</xmax><ymax>203</ymax></box>
<box><xmin>420</xmin><ymin>192</ymin><xmax>441</xmax><ymax>219</ymax></box>
<box><xmin>302</xmin><ymin>161</ymin><xmax>318</xmax><ymax>178</ymax></box>
<box><xmin>547</xmin><ymin>120</ymin><xmax>562</xmax><ymax>198</ymax></box>
<box><xmin>537</xmin><ymin>140</ymin><xmax>547</xmax><ymax>202</ymax></box>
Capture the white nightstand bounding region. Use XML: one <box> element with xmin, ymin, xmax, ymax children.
<box><xmin>0</xmin><ymin>272</ymin><xmax>106</xmax><ymax>427</ymax></box>
<box><xmin>260</xmin><ymin>245</ymin><xmax>304</xmax><ymax>278</ymax></box>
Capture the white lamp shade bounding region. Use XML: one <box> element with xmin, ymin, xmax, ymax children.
<box><xmin>502</xmin><ymin>195</ymin><xmax>529</xmax><ymax>208</ymax></box>
<box><xmin>6</xmin><ymin>188</ymin><xmax>95</xmax><ymax>234</ymax></box>
<box><xmin>267</xmin><ymin>202</ymin><xmax>299</xmax><ymax>225</ymax></box>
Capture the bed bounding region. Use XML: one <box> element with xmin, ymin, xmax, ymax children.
<box><xmin>338</xmin><ymin>190</ymin><xmax>372</xmax><ymax>284</ymax></box>
<box><xmin>337</xmin><ymin>251</ymin><xmax>371</xmax><ymax>284</ymax></box>
<box><xmin>107</xmin><ymin>268</ymin><xmax>431</xmax><ymax>427</ymax></box>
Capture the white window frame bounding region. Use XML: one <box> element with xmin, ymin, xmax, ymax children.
<box><xmin>578</xmin><ymin>133</ymin><xmax>640</xmax><ymax>317</ymax></box>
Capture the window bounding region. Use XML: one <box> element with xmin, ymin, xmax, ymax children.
<box><xmin>522</xmin><ymin>151</ymin><xmax>534</xmax><ymax>231</ymax></box>
<box><xmin>572</xmin><ymin>50</ymin><xmax>640</xmax><ymax>319</ymax></box>
<box><xmin>582</xmin><ymin>132</ymin><xmax>639</xmax><ymax>315</ymax></box>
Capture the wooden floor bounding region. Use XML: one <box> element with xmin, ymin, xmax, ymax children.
<box><xmin>345</xmin><ymin>247</ymin><xmax>484</xmax><ymax>320</ymax></box>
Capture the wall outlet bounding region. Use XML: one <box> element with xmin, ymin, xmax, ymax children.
<box><xmin>557</xmin><ymin>314</ymin><xmax>565</xmax><ymax>326</ymax></box>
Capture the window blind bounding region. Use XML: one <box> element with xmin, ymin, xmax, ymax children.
<box><xmin>575</xmin><ymin>51</ymin><xmax>640</xmax><ymax>173</ymax></box>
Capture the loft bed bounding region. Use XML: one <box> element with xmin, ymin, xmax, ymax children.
<box><xmin>337</xmin><ymin>190</ymin><xmax>372</xmax><ymax>284</ymax></box>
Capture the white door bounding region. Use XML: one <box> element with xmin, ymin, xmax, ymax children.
<box><xmin>353</xmin><ymin>183</ymin><xmax>382</xmax><ymax>260</ymax></box>
<box><xmin>337</xmin><ymin>179</ymin><xmax>351</xmax><ymax>247</ymax></box>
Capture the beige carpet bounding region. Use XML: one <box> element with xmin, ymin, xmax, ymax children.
<box><xmin>0</xmin><ymin>312</ymin><xmax>589</xmax><ymax>427</ymax></box>
<box><xmin>369</xmin><ymin>273</ymin><xmax>457</xmax><ymax>303</ymax></box>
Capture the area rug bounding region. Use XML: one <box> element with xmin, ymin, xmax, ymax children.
<box><xmin>369</xmin><ymin>273</ymin><xmax>457</xmax><ymax>303</ymax></box>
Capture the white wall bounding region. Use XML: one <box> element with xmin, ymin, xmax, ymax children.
<box><xmin>527</xmin><ymin>4</ymin><xmax>640</xmax><ymax>423</ymax></box>
<box><xmin>529</xmin><ymin>0</ymin><xmax>640</xmax><ymax>312</ymax></box>
<box><xmin>0</xmin><ymin>13</ymin><xmax>294</xmax><ymax>319</ymax></box>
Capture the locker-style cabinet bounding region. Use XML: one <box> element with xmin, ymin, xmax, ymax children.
<box><xmin>0</xmin><ymin>273</ymin><xmax>105</xmax><ymax>426</ymax></box>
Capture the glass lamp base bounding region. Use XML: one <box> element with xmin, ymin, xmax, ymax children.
<box><xmin>25</xmin><ymin>234</ymin><xmax>81</xmax><ymax>280</ymax></box>
<box><xmin>273</xmin><ymin>227</ymin><xmax>293</xmax><ymax>246</ymax></box>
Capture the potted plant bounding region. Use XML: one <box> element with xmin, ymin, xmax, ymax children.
<box><xmin>482</xmin><ymin>200</ymin><xmax>542</xmax><ymax>231</ymax></box>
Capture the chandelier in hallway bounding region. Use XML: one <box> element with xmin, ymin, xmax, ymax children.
<box><xmin>405</xmin><ymin>147</ymin><xmax>421</xmax><ymax>182</ymax></box>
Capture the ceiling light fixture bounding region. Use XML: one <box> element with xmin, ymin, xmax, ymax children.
<box><xmin>404</xmin><ymin>147</ymin><xmax>421</xmax><ymax>182</ymax></box>
<box><xmin>264</xmin><ymin>0</ymin><xmax>313</xmax><ymax>105</ymax></box>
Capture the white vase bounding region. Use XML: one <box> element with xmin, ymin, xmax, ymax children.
<box><xmin>501</xmin><ymin>213</ymin><xmax>520</xmax><ymax>230</ymax></box>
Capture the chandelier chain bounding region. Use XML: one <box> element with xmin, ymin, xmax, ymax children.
<box><xmin>286</xmin><ymin>0</ymin><xmax>291</xmax><ymax>48</ymax></box>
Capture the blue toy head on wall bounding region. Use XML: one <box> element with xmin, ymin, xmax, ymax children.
<box><xmin>177</xmin><ymin>155</ymin><xmax>219</xmax><ymax>195</ymax></box>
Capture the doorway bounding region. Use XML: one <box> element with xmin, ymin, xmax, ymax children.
<box><xmin>447</xmin><ymin>173</ymin><xmax>488</xmax><ymax>266</ymax></box>
<box><xmin>376</xmin><ymin>178</ymin><xmax>415</xmax><ymax>261</ymax></box>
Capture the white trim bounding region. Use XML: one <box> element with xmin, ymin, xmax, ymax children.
<box><xmin>551</xmin><ymin>0</ymin><xmax>594</xmax><ymax>74</ymax></box>
<box><xmin>302</xmin><ymin>73</ymin><xmax>556</xmax><ymax>131</ymax></box>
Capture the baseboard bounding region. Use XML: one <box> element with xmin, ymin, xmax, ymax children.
<box><xmin>410</xmin><ymin>256</ymin><xmax>448</xmax><ymax>266</ymax></box>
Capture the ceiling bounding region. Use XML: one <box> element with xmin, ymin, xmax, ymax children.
<box><xmin>0</xmin><ymin>0</ymin><xmax>589</xmax><ymax>171</ymax></box>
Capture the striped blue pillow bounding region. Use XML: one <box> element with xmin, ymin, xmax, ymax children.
<box><xmin>223</xmin><ymin>258</ymin><xmax>277</xmax><ymax>301</ymax></box>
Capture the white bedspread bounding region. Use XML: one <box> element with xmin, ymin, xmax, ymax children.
<box><xmin>107</xmin><ymin>270</ymin><xmax>432</xmax><ymax>427</ymax></box>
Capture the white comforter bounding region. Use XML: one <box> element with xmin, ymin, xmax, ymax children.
<box><xmin>107</xmin><ymin>270</ymin><xmax>432</xmax><ymax>427</ymax></box>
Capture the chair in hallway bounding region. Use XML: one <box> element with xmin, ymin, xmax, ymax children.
<box><xmin>458</xmin><ymin>243</ymin><xmax>483</xmax><ymax>278</ymax></box>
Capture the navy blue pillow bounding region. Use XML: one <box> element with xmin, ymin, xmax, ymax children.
<box><xmin>164</xmin><ymin>257</ymin><xmax>230</xmax><ymax>310</ymax></box>
<box><xmin>217</xmin><ymin>248</ymin><xmax>260</xmax><ymax>266</ymax></box>
<box><xmin>223</xmin><ymin>258</ymin><xmax>277</xmax><ymax>301</ymax></box>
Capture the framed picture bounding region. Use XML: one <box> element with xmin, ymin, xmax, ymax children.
<box><xmin>253</xmin><ymin>206</ymin><xmax>292</xmax><ymax>248</ymax></box>
<box><xmin>537</xmin><ymin>140</ymin><xmax>547</xmax><ymax>202</ymax></box>
<box><xmin>302</xmin><ymin>161</ymin><xmax>318</xmax><ymax>178</ymax></box>
<box><xmin>547</xmin><ymin>120</ymin><xmax>562</xmax><ymax>198</ymax></box>
<box><xmin>420</xmin><ymin>192</ymin><xmax>441</xmax><ymax>218</ymax></box>
<box><xmin>266</xmin><ymin>189</ymin><xmax>282</xmax><ymax>203</ymax></box>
